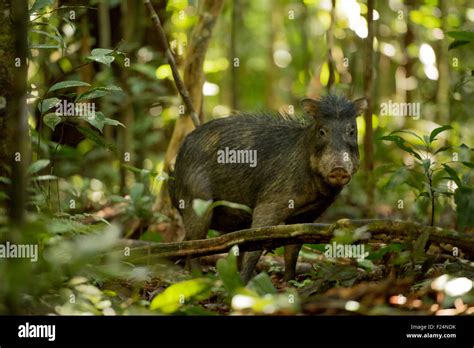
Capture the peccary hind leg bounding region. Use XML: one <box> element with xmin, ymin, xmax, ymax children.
<box><xmin>240</xmin><ymin>203</ymin><xmax>286</xmax><ymax>283</ymax></box>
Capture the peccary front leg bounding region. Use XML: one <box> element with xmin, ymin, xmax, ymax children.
<box><xmin>181</xmin><ymin>200</ymin><xmax>213</xmax><ymax>273</ymax></box>
<box><xmin>284</xmin><ymin>244</ymin><xmax>302</xmax><ymax>281</ymax></box>
<box><xmin>240</xmin><ymin>203</ymin><xmax>287</xmax><ymax>284</ymax></box>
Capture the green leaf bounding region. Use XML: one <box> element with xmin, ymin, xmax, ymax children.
<box><xmin>48</xmin><ymin>80</ymin><xmax>90</xmax><ymax>93</ymax></box>
<box><xmin>30</xmin><ymin>29</ymin><xmax>62</xmax><ymax>46</ymax></box>
<box><xmin>104</xmin><ymin>117</ymin><xmax>125</xmax><ymax>128</ymax></box>
<box><xmin>422</xmin><ymin>159</ymin><xmax>431</xmax><ymax>173</ymax></box>
<box><xmin>29</xmin><ymin>44</ymin><xmax>61</xmax><ymax>49</ymax></box>
<box><xmin>434</xmin><ymin>146</ymin><xmax>451</xmax><ymax>154</ymax></box>
<box><xmin>216</xmin><ymin>246</ymin><xmax>243</xmax><ymax>295</ymax></box>
<box><xmin>449</xmin><ymin>40</ymin><xmax>470</xmax><ymax>50</ymax></box>
<box><xmin>76</xmin><ymin>125</ymin><xmax>117</xmax><ymax>153</ymax></box>
<box><xmin>30</xmin><ymin>0</ymin><xmax>54</xmax><ymax>13</ymax></box>
<box><xmin>429</xmin><ymin>125</ymin><xmax>452</xmax><ymax>143</ymax></box>
<box><xmin>384</xmin><ymin>166</ymin><xmax>412</xmax><ymax>190</ymax></box>
<box><xmin>139</xmin><ymin>231</ymin><xmax>162</xmax><ymax>243</ymax></box>
<box><xmin>0</xmin><ymin>176</ymin><xmax>11</xmax><ymax>185</ymax></box>
<box><xmin>75</xmin><ymin>86</ymin><xmax>123</xmax><ymax>102</ymax></box>
<box><xmin>27</xmin><ymin>159</ymin><xmax>50</xmax><ymax>175</ymax></box>
<box><xmin>91</xmin><ymin>48</ymin><xmax>114</xmax><ymax>56</ymax></box>
<box><xmin>461</xmin><ymin>162</ymin><xmax>474</xmax><ymax>169</ymax></box>
<box><xmin>391</xmin><ymin>130</ymin><xmax>424</xmax><ymax>144</ymax></box>
<box><xmin>76</xmin><ymin>89</ymin><xmax>108</xmax><ymax>101</ymax></box>
<box><xmin>43</xmin><ymin>113</ymin><xmax>61</xmax><ymax>131</ymax></box>
<box><xmin>454</xmin><ymin>187</ymin><xmax>474</xmax><ymax>231</ymax></box>
<box><xmin>150</xmin><ymin>278</ymin><xmax>213</xmax><ymax>313</ymax></box>
<box><xmin>379</xmin><ymin>134</ymin><xmax>421</xmax><ymax>160</ymax></box>
<box><xmin>442</xmin><ymin>164</ymin><xmax>462</xmax><ymax>187</ymax></box>
<box><xmin>86</xmin><ymin>55</ymin><xmax>115</xmax><ymax>67</ymax></box>
<box><xmin>418</xmin><ymin>191</ymin><xmax>430</xmax><ymax>198</ymax></box>
<box><xmin>447</xmin><ymin>31</ymin><xmax>474</xmax><ymax>41</ymax></box>
<box><xmin>211</xmin><ymin>200</ymin><xmax>253</xmax><ymax>215</ymax></box>
<box><xmin>247</xmin><ymin>272</ymin><xmax>277</xmax><ymax>296</ymax></box>
<box><xmin>130</xmin><ymin>183</ymin><xmax>144</xmax><ymax>205</ymax></box>
<box><xmin>31</xmin><ymin>174</ymin><xmax>58</xmax><ymax>181</ymax></box>
<box><xmin>38</xmin><ymin>98</ymin><xmax>61</xmax><ymax>113</ymax></box>
<box><xmin>193</xmin><ymin>199</ymin><xmax>213</xmax><ymax>217</ymax></box>
<box><xmin>86</xmin><ymin>49</ymin><xmax>115</xmax><ymax>67</ymax></box>
<box><xmin>83</xmin><ymin>111</ymin><xmax>106</xmax><ymax>132</ymax></box>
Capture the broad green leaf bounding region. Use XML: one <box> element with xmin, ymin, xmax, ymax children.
<box><xmin>379</xmin><ymin>135</ymin><xmax>421</xmax><ymax>160</ymax></box>
<box><xmin>48</xmin><ymin>80</ymin><xmax>90</xmax><ymax>93</ymax></box>
<box><xmin>76</xmin><ymin>125</ymin><xmax>117</xmax><ymax>152</ymax></box>
<box><xmin>461</xmin><ymin>162</ymin><xmax>474</xmax><ymax>169</ymax></box>
<box><xmin>447</xmin><ymin>31</ymin><xmax>474</xmax><ymax>41</ymax></box>
<box><xmin>76</xmin><ymin>86</ymin><xmax>122</xmax><ymax>102</ymax></box>
<box><xmin>91</xmin><ymin>48</ymin><xmax>114</xmax><ymax>56</ymax></box>
<box><xmin>216</xmin><ymin>246</ymin><xmax>243</xmax><ymax>295</ymax></box>
<box><xmin>104</xmin><ymin>117</ymin><xmax>125</xmax><ymax>128</ymax></box>
<box><xmin>212</xmin><ymin>200</ymin><xmax>253</xmax><ymax>215</ymax></box>
<box><xmin>247</xmin><ymin>272</ymin><xmax>277</xmax><ymax>296</ymax></box>
<box><xmin>86</xmin><ymin>49</ymin><xmax>116</xmax><ymax>67</ymax></box>
<box><xmin>434</xmin><ymin>146</ymin><xmax>451</xmax><ymax>154</ymax></box>
<box><xmin>422</xmin><ymin>159</ymin><xmax>431</xmax><ymax>173</ymax></box>
<box><xmin>38</xmin><ymin>98</ymin><xmax>60</xmax><ymax>113</ymax></box>
<box><xmin>0</xmin><ymin>176</ymin><xmax>11</xmax><ymax>185</ymax></box>
<box><xmin>86</xmin><ymin>55</ymin><xmax>114</xmax><ymax>67</ymax></box>
<box><xmin>83</xmin><ymin>111</ymin><xmax>106</xmax><ymax>132</ymax></box>
<box><xmin>150</xmin><ymin>278</ymin><xmax>213</xmax><ymax>313</ymax></box>
<box><xmin>130</xmin><ymin>183</ymin><xmax>144</xmax><ymax>205</ymax></box>
<box><xmin>442</xmin><ymin>164</ymin><xmax>462</xmax><ymax>187</ymax></box>
<box><xmin>76</xmin><ymin>89</ymin><xmax>108</xmax><ymax>101</ymax></box>
<box><xmin>429</xmin><ymin>125</ymin><xmax>452</xmax><ymax>143</ymax></box>
<box><xmin>391</xmin><ymin>130</ymin><xmax>424</xmax><ymax>143</ymax></box>
<box><xmin>43</xmin><ymin>113</ymin><xmax>61</xmax><ymax>130</ymax></box>
<box><xmin>31</xmin><ymin>175</ymin><xmax>58</xmax><ymax>181</ymax></box>
<box><xmin>30</xmin><ymin>29</ymin><xmax>62</xmax><ymax>46</ymax></box>
<box><xmin>30</xmin><ymin>0</ymin><xmax>54</xmax><ymax>13</ymax></box>
<box><xmin>139</xmin><ymin>231</ymin><xmax>162</xmax><ymax>243</ymax></box>
<box><xmin>193</xmin><ymin>199</ymin><xmax>213</xmax><ymax>217</ymax></box>
<box><xmin>449</xmin><ymin>40</ymin><xmax>470</xmax><ymax>50</ymax></box>
<box><xmin>27</xmin><ymin>159</ymin><xmax>50</xmax><ymax>175</ymax></box>
<box><xmin>454</xmin><ymin>187</ymin><xmax>474</xmax><ymax>231</ymax></box>
<box><xmin>384</xmin><ymin>167</ymin><xmax>411</xmax><ymax>190</ymax></box>
<box><xmin>30</xmin><ymin>44</ymin><xmax>61</xmax><ymax>49</ymax></box>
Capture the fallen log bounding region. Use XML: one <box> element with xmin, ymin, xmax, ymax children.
<box><xmin>113</xmin><ymin>219</ymin><xmax>474</xmax><ymax>263</ymax></box>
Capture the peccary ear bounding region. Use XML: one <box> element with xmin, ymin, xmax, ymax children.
<box><xmin>301</xmin><ymin>98</ymin><xmax>320</xmax><ymax>117</ymax></box>
<box><xmin>353</xmin><ymin>98</ymin><xmax>368</xmax><ymax>116</ymax></box>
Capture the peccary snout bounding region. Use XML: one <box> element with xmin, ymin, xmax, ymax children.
<box><xmin>327</xmin><ymin>167</ymin><xmax>351</xmax><ymax>186</ymax></box>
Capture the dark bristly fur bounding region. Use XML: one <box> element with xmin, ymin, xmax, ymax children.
<box><xmin>170</xmin><ymin>94</ymin><xmax>367</xmax><ymax>283</ymax></box>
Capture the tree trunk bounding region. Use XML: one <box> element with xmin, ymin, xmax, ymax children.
<box><xmin>155</xmin><ymin>0</ymin><xmax>224</xmax><ymax>213</ymax></box>
<box><xmin>436</xmin><ymin>0</ymin><xmax>449</xmax><ymax>124</ymax></box>
<box><xmin>229</xmin><ymin>0</ymin><xmax>241</xmax><ymax>111</ymax></box>
<box><xmin>326</xmin><ymin>0</ymin><xmax>336</xmax><ymax>92</ymax></box>
<box><xmin>363</xmin><ymin>0</ymin><xmax>375</xmax><ymax>218</ymax></box>
<box><xmin>0</xmin><ymin>0</ymin><xmax>29</xmax><ymax>225</ymax></box>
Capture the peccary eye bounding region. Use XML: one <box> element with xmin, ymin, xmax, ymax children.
<box><xmin>319</xmin><ymin>129</ymin><xmax>326</xmax><ymax>136</ymax></box>
<box><xmin>349</xmin><ymin>129</ymin><xmax>355</xmax><ymax>136</ymax></box>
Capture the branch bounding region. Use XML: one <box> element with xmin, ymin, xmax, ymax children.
<box><xmin>143</xmin><ymin>0</ymin><xmax>200</xmax><ymax>127</ymax></box>
<box><xmin>115</xmin><ymin>219</ymin><xmax>474</xmax><ymax>262</ymax></box>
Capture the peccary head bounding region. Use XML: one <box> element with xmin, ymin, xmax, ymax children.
<box><xmin>301</xmin><ymin>95</ymin><xmax>367</xmax><ymax>187</ymax></box>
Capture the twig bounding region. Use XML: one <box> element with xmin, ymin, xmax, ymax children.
<box><xmin>143</xmin><ymin>0</ymin><xmax>200</xmax><ymax>128</ymax></box>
